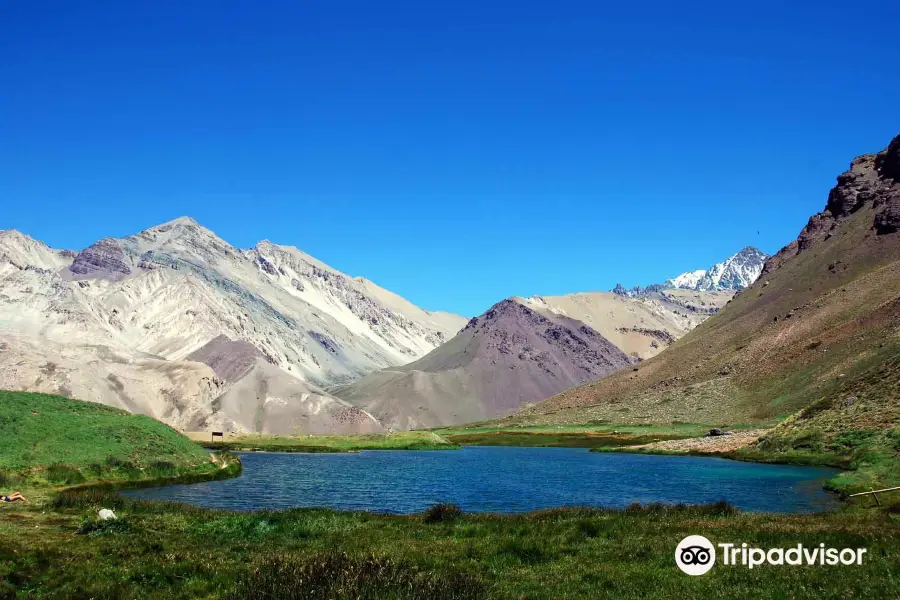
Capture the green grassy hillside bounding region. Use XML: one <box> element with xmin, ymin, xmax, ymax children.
<box><xmin>0</xmin><ymin>390</ymin><xmax>223</xmax><ymax>487</ymax></box>
<box><xmin>737</xmin><ymin>347</ymin><xmax>900</xmax><ymax>494</ymax></box>
<box><xmin>202</xmin><ymin>430</ymin><xmax>458</xmax><ymax>452</ymax></box>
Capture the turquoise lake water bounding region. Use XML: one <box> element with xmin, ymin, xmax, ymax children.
<box><xmin>125</xmin><ymin>446</ymin><xmax>841</xmax><ymax>513</ymax></box>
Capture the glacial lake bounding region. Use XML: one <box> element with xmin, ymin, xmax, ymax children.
<box><xmin>125</xmin><ymin>446</ymin><xmax>841</xmax><ymax>513</ymax></box>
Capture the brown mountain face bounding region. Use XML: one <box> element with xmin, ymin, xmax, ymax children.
<box><xmin>332</xmin><ymin>299</ymin><xmax>633</xmax><ymax>430</ymax></box>
<box><xmin>186</xmin><ymin>334</ymin><xmax>384</xmax><ymax>435</ymax></box>
<box><xmin>511</xmin><ymin>134</ymin><xmax>900</xmax><ymax>428</ymax></box>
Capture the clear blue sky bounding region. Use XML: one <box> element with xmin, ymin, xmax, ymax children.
<box><xmin>2</xmin><ymin>1</ymin><xmax>898</xmax><ymax>316</ymax></box>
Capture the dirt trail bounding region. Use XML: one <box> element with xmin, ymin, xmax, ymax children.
<box><xmin>632</xmin><ymin>429</ymin><xmax>769</xmax><ymax>453</ymax></box>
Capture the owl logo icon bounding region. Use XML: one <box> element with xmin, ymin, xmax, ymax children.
<box><xmin>675</xmin><ymin>535</ymin><xmax>716</xmax><ymax>575</ymax></box>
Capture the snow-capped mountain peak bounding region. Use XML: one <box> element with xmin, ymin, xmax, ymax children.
<box><xmin>665</xmin><ymin>269</ymin><xmax>707</xmax><ymax>290</ymax></box>
<box><xmin>668</xmin><ymin>247</ymin><xmax>768</xmax><ymax>291</ymax></box>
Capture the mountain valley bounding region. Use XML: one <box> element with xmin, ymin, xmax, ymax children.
<box><xmin>505</xmin><ymin>135</ymin><xmax>900</xmax><ymax>490</ymax></box>
<box><xmin>0</xmin><ymin>220</ymin><xmax>765</xmax><ymax>432</ymax></box>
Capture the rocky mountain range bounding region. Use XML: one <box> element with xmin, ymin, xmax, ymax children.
<box><xmin>514</xmin><ymin>134</ymin><xmax>900</xmax><ymax>431</ymax></box>
<box><xmin>612</xmin><ymin>247</ymin><xmax>768</xmax><ymax>298</ymax></box>
<box><xmin>0</xmin><ymin>218</ymin><xmax>774</xmax><ymax>434</ymax></box>
<box><xmin>332</xmin><ymin>299</ymin><xmax>633</xmax><ymax>429</ymax></box>
<box><xmin>0</xmin><ymin>218</ymin><xmax>465</xmax><ymax>433</ymax></box>
<box><xmin>673</xmin><ymin>246</ymin><xmax>769</xmax><ymax>291</ymax></box>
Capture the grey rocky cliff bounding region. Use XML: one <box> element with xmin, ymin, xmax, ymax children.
<box><xmin>762</xmin><ymin>134</ymin><xmax>900</xmax><ymax>276</ymax></box>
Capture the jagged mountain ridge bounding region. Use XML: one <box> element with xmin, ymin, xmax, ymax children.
<box><xmin>612</xmin><ymin>247</ymin><xmax>768</xmax><ymax>298</ymax></box>
<box><xmin>0</xmin><ymin>218</ymin><xmax>465</xmax><ymax>433</ymax></box>
<box><xmin>679</xmin><ymin>246</ymin><xmax>769</xmax><ymax>291</ymax></box>
<box><xmin>332</xmin><ymin>298</ymin><xmax>633</xmax><ymax>430</ymax></box>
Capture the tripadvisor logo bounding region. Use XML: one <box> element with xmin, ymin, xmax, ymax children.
<box><xmin>676</xmin><ymin>535</ymin><xmax>716</xmax><ymax>575</ymax></box>
<box><xmin>675</xmin><ymin>536</ymin><xmax>868</xmax><ymax>575</ymax></box>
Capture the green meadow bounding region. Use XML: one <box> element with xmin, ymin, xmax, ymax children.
<box><xmin>2</xmin><ymin>391</ymin><xmax>899</xmax><ymax>599</ymax></box>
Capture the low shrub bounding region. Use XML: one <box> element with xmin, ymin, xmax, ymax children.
<box><xmin>76</xmin><ymin>516</ymin><xmax>133</xmax><ymax>537</ymax></box>
<box><xmin>575</xmin><ymin>519</ymin><xmax>602</xmax><ymax>538</ymax></box>
<box><xmin>44</xmin><ymin>464</ymin><xmax>86</xmax><ymax>485</ymax></box>
<box><xmin>0</xmin><ymin>470</ymin><xmax>22</xmax><ymax>487</ymax></box>
<box><xmin>422</xmin><ymin>503</ymin><xmax>463</xmax><ymax>523</ymax></box>
<box><xmin>51</xmin><ymin>488</ymin><xmax>124</xmax><ymax>510</ymax></box>
<box><xmin>830</xmin><ymin>430</ymin><xmax>877</xmax><ymax>451</ymax></box>
<box><xmin>798</xmin><ymin>398</ymin><xmax>834</xmax><ymax>421</ymax></box>
<box><xmin>887</xmin><ymin>427</ymin><xmax>900</xmax><ymax>452</ymax></box>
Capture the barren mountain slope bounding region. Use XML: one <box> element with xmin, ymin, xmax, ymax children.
<box><xmin>516</xmin><ymin>290</ymin><xmax>733</xmax><ymax>360</ymax></box>
<box><xmin>1</xmin><ymin>218</ymin><xmax>465</xmax><ymax>384</ymax></box>
<box><xmin>183</xmin><ymin>335</ymin><xmax>383</xmax><ymax>434</ymax></box>
<box><xmin>332</xmin><ymin>299</ymin><xmax>632</xmax><ymax>429</ymax></box>
<box><xmin>0</xmin><ymin>218</ymin><xmax>464</xmax><ymax>434</ymax></box>
<box><xmin>0</xmin><ymin>334</ymin><xmax>231</xmax><ymax>431</ymax></box>
<box><xmin>511</xmin><ymin>135</ymin><xmax>900</xmax><ymax>428</ymax></box>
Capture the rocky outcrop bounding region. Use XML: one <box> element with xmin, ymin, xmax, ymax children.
<box><xmin>615</xmin><ymin>327</ymin><xmax>676</xmax><ymax>346</ymax></box>
<box><xmin>873</xmin><ymin>136</ymin><xmax>900</xmax><ymax>234</ymax></box>
<box><xmin>875</xmin><ymin>135</ymin><xmax>900</xmax><ymax>181</ymax></box>
<box><xmin>69</xmin><ymin>238</ymin><xmax>131</xmax><ymax>279</ymax></box>
<box><xmin>612</xmin><ymin>283</ymin><xmax>666</xmax><ymax>297</ymax></box>
<box><xmin>762</xmin><ymin>134</ymin><xmax>900</xmax><ymax>277</ymax></box>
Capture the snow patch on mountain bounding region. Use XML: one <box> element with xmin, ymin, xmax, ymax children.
<box><xmin>666</xmin><ymin>269</ymin><xmax>707</xmax><ymax>290</ymax></box>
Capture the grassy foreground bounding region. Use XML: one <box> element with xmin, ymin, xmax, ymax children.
<box><xmin>2</xmin><ymin>390</ymin><xmax>898</xmax><ymax>598</ymax></box>
<box><xmin>2</xmin><ymin>492</ymin><xmax>898</xmax><ymax>599</ymax></box>
<box><xmin>199</xmin><ymin>430</ymin><xmax>458</xmax><ymax>453</ymax></box>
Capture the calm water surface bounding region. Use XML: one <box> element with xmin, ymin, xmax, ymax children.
<box><xmin>125</xmin><ymin>447</ymin><xmax>840</xmax><ymax>513</ymax></box>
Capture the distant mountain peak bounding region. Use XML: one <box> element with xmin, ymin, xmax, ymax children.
<box><xmin>463</xmin><ymin>298</ymin><xmax>548</xmax><ymax>331</ymax></box>
<box><xmin>156</xmin><ymin>216</ymin><xmax>199</xmax><ymax>228</ymax></box>
<box><xmin>610</xmin><ymin>247</ymin><xmax>768</xmax><ymax>297</ymax></box>
<box><xmin>666</xmin><ymin>247</ymin><xmax>768</xmax><ymax>292</ymax></box>
<box><xmin>133</xmin><ymin>216</ymin><xmax>220</xmax><ymax>244</ymax></box>
<box><xmin>333</xmin><ymin>297</ymin><xmax>632</xmax><ymax>429</ymax></box>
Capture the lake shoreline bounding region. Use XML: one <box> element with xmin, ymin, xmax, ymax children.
<box><xmin>125</xmin><ymin>446</ymin><xmax>842</xmax><ymax>515</ymax></box>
